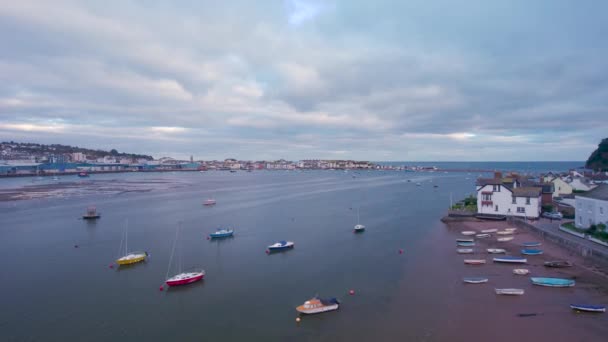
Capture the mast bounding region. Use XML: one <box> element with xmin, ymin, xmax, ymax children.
<box><xmin>165</xmin><ymin>221</ymin><xmax>180</xmax><ymax>279</ymax></box>
<box><xmin>125</xmin><ymin>219</ymin><xmax>129</xmax><ymax>254</ymax></box>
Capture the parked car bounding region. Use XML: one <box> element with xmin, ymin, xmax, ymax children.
<box><xmin>542</xmin><ymin>211</ymin><xmax>563</xmax><ymax>220</ymax></box>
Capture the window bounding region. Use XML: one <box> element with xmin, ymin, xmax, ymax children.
<box><xmin>482</xmin><ymin>194</ymin><xmax>492</xmax><ymax>201</ymax></box>
<box><xmin>601</xmin><ymin>207</ymin><xmax>604</xmax><ymax>215</ymax></box>
<box><xmin>517</xmin><ymin>207</ymin><xmax>525</xmax><ymax>213</ymax></box>
<box><xmin>526</xmin><ymin>197</ymin><xmax>530</xmax><ymax>205</ymax></box>
<box><xmin>512</xmin><ymin>197</ymin><xmax>516</xmax><ymax>204</ymax></box>
<box><xmin>579</xmin><ymin>216</ymin><xmax>582</xmax><ymax>224</ymax></box>
<box><xmin>492</xmin><ymin>185</ymin><xmax>500</xmax><ymax>192</ymax></box>
<box><xmin>495</xmin><ymin>205</ymin><xmax>498</xmax><ymax>212</ymax></box>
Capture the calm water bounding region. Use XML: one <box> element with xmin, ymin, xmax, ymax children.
<box><xmin>0</xmin><ymin>167</ymin><xmax>604</xmax><ymax>341</ymax></box>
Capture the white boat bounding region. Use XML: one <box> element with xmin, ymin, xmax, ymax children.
<box><xmin>493</xmin><ymin>256</ymin><xmax>527</xmax><ymax>264</ymax></box>
<box><xmin>354</xmin><ymin>208</ymin><xmax>365</xmax><ymax>232</ymax></box>
<box><xmin>457</xmin><ymin>248</ymin><xmax>474</xmax><ymax>254</ymax></box>
<box><xmin>513</xmin><ymin>268</ymin><xmax>530</xmax><ymax>275</ymax></box>
<box><xmin>464</xmin><ymin>259</ymin><xmax>486</xmax><ymax>265</ymax></box>
<box><xmin>497</xmin><ymin>237</ymin><xmax>514</xmax><ymax>242</ymax></box>
<box><xmin>463</xmin><ymin>277</ymin><xmax>488</xmax><ymax>284</ymax></box>
<box><xmin>203</xmin><ymin>198</ymin><xmax>216</xmax><ymax>206</ymax></box>
<box><xmin>456</xmin><ymin>238</ymin><xmax>474</xmax><ymax>243</ymax></box>
<box><xmin>476</xmin><ymin>233</ymin><xmax>491</xmax><ymax>238</ymax></box>
<box><xmin>461</xmin><ymin>231</ymin><xmax>476</xmax><ymax>236</ymax></box>
<box><xmin>487</xmin><ymin>248</ymin><xmax>506</xmax><ymax>254</ymax></box>
<box><xmin>481</xmin><ymin>229</ymin><xmax>498</xmax><ymax>233</ymax></box>
<box><xmin>505</xmin><ymin>228</ymin><xmax>517</xmax><ymax>232</ymax></box>
<box><xmin>495</xmin><ymin>288</ymin><xmax>524</xmax><ymax>295</ymax></box>
<box><xmin>496</xmin><ymin>230</ymin><xmax>514</xmax><ymax>235</ymax></box>
<box><xmin>296</xmin><ymin>297</ymin><xmax>340</xmax><ymax>314</ymax></box>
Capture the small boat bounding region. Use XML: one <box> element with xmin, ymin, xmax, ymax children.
<box><xmin>476</xmin><ymin>233</ymin><xmax>491</xmax><ymax>238</ymax></box>
<box><xmin>457</xmin><ymin>248</ymin><xmax>474</xmax><ymax>254</ymax></box>
<box><xmin>267</xmin><ymin>240</ymin><xmax>295</xmax><ymax>252</ymax></box>
<box><xmin>115</xmin><ymin>220</ymin><xmax>148</xmax><ymax>266</ymax></box>
<box><xmin>464</xmin><ymin>259</ymin><xmax>486</xmax><ymax>265</ymax></box>
<box><xmin>521</xmin><ymin>249</ymin><xmax>543</xmax><ymax>255</ymax></box>
<box><xmin>496</xmin><ymin>230</ymin><xmax>514</xmax><ymax>235</ymax></box>
<box><xmin>209</xmin><ymin>228</ymin><xmax>234</xmax><ymax>239</ymax></box>
<box><xmin>78</xmin><ymin>171</ymin><xmax>89</xmax><ymax>178</ymax></box>
<box><xmin>456</xmin><ymin>238</ymin><xmax>474</xmax><ymax>243</ymax></box>
<box><xmin>531</xmin><ymin>277</ymin><xmax>575</xmax><ymax>287</ymax></box>
<box><xmin>230</xmin><ymin>170</ymin><xmax>237</xmax><ymax>173</ymax></box>
<box><xmin>52</xmin><ymin>176</ymin><xmax>59</xmax><ymax>181</ymax></box>
<box><xmin>544</xmin><ymin>260</ymin><xmax>573</xmax><ymax>268</ymax></box>
<box><xmin>296</xmin><ymin>297</ymin><xmax>340</xmax><ymax>314</ymax></box>
<box><xmin>457</xmin><ymin>241</ymin><xmax>475</xmax><ymax>247</ymax></box>
<box><xmin>513</xmin><ymin>268</ymin><xmax>530</xmax><ymax>275</ymax></box>
<box><xmin>461</xmin><ymin>231</ymin><xmax>476</xmax><ymax>236</ymax></box>
<box><xmin>166</xmin><ymin>271</ymin><xmax>205</xmax><ymax>286</ymax></box>
<box><xmin>505</xmin><ymin>228</ymin><xmax>517</xmax><ymax>232</ymax></box>
<box><xmin>493</xmin><ymin>256</ymin><xmax>527</xmax><ymax>264</ymax></box>
<box><xmin>463</xmin><ymin>277</ymin><xmax>488</xmax><ymax>284</ymax></box>
<box><xmin>497</xmin><ymin>237</ymin><xmax>514</xmax><ymax>242</ymax></box>
<box><xmin>354</xmin><ymin>208</ymin><xmax>365</xmax><ymax>232</ymax></box>
<box><xmin>82</xmin><ymin>206</ymin><xmax>100</xmax><ymax>219</ymax></box>
<box><xmin>570</xmin><ymin>304</ymin><xmax>606</xmax><ymax>313</ymax></box>
<box><xmin>203</xmin><ymin>199</ymin><xmax>216</xmax><ymax>206</ymax></box>
<box><xmin>522</xmin><ymin>242</ymin><xmax>541</xmax><ymax>247</ymax></box>
<box><xmin>495</xmin><ymin>288</ymin><xmax>524</xmax><ymax>295</ymax></box>
<box><xmin>481</xmin><ymin>229</ymin><xmax>498</xmax><ymax>233</ymax></box>
<box><xmin>487</xmin><ymin>248</ymin><xmax>506</xmax><ymax>254</ymax></box>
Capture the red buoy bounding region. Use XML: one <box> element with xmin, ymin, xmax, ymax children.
<box><xmin>399</xmin><ymin>249</ymin><xmax>404</xmax><ymax>254</ymax></box>
<box><xmin>206</xmin><ymin>236</ymin><xmax>210</xmax><ymax>240</ymax></box>
<box><xmin>265</xmin><ymin>250</ymin><xmax>270</xmax><ymax>254</ymax></box>
<box><xmin>349</xmin><ymin>289</ymin><xmax>355</xmax><ymax>295</ymax></box>
<box><xmin>159</xmin><ymin>285</ymin><xmax>164</xmax><ymax>291</ymax></box>
<box><xmin>109</xmin><ymin>264</ymin><xmax>114</xmax><ymax>268</ymax></box>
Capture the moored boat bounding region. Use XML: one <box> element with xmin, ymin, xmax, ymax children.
<box><xmin>458</xmin><ymin>242</ymin><xmax>475</xmax><ymax>247</ymax></box>
<box><xmin>78</xmin><ymin>171</ymin><xmax>89</xmax><ymax>178</ymax></box>
<box><xmin>487</xmin><ymin>248</ymin><xmax>506</xmax><ymax>254</ymax></box>
<box><xmin>513</xmin><ymin>268</ymin><xmax>530</xmax><ymax>275</ymax></box>
<box><xmin>481</xmin><ymin>229</ymin><xmax>498</xmax><ymax>233</ymax></box>
<box><xmin>203</xmin><ymin>199</ymin><xmax>216</xmax><ymax>206</ymax></box>
<box><xmin>457</xmin><ymin>248</ymin><xmax>474</xmax><ymax>254</ymax></box>
<box><xmin>464</xmin><ymin>259</ymin><xmax>486</xmax><ymax>265</ymax></box>
<box><xmin>496</xmin><ymin>230</ymin><xmax>514</xmax><ymax>235</ymax></box>
<box><xmin>497</xmin><ymin>237</ymin><xmax>514</xmax><ymax>242</ymax></box>
<box><xmin>267</xmin><ymin>240</ymin><xmax>295</xmax><ymax>252</ymax></box>
<box><xmin>531</xmin><ymin>277</ymin><xmax>575</xmax><ymax>287</ymax></box>
<box><xmin>166</xmin><ymin>271</ymin><xmax>205</xmax><ymax>286</ymax></box>
<box><xmin>209</xmin><ymin>228</ymin><xmax>234</xmax><ymax>239</ymax></box>
<box><xmin>493</xmin><ymin>256</ymin><xmax>527</xmax><ymax>264</ymax></box>
<box><xmin>504</xmin><ymin>228</ymin><xmax>517</xmax><ymax>232</ymax></box>
<box><xmin>522</xmin><ymin>242</ymin><xmax>541</xmax><ymax>247</ymax></box>
<box><xmin>82</xmin><ymin>206</ymin><xmax>100</xmax><ymax>219</ymax></box>
<box><xmin>354</xmin><ymin>207</ymin><xmax>365</xmax><ymax>232</ymax></box>
<box><xmin>456</xmin><ymin>238</ymin><xmax>474</xmax><ymax>243</ymax></box>
<box><xmin>115</xmin><ymin>220</ymin><xmax>147</xmax><ymax>266</ymax></box>
<box><xmin>570</xmin><ymin>304</ymin><xmax>606</xmax><ymax>313</ymax></box>
<box><xmin>521</xmin><ymin>249</ymin><xmax>543</xmax><ymax>255</ymax></box>
<box><xmin>461</xmin><ymin>231</ymin><xmax>476</xmax><ymax>236</ymax></box>
<box><xmin>296</xmin><ymin>297</ymin><xmax>340</xmax><ymax>314</ymax></box>
<box><xmin>476</xmin><ymin>233</ymin><xmax>491</xmax><ymax>238</ymax></box>
<box><xmin>495</xmin><ymin>288</ymin><xmax>524</xmax><ymax>295</ymax></box>
<box><xmin>544</xmin><ymin>260</ymin><xmax>573</xmax><ymax>268</ymax></box>
<box><xmin>463</xmin><ymin>277</ymin><xmax>488</xmax><ymax>284</ymax></box>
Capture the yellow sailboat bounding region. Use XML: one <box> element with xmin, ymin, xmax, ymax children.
<box><xmin>115</xmin><ymin>220</ymin><xmax>148</xmax><ymax>266</ymax></box>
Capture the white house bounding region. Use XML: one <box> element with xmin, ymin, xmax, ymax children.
<box><xmin>476</xmin><ymin>178</ymin><xmax>542</xmax><ymax>219</ymax></box>
<box><xmin>569</xmin><ymin>178</ymin><xmax>597</xmax><ymax>192</ymax></box>
<box><xmin>575</xmin><ymin>184</ymin><xmax>608</xmax><ymax>228</ymax></box>
<box><xmin>547</xmin><ymin>177</ymin><xmax>573</xmax><ymax>198</ymax></box>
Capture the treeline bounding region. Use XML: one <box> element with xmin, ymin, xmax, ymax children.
<box><xmin>1</xmin><ymin>141</ymin><xmax>154</xmax><ymax>160</ymax></box>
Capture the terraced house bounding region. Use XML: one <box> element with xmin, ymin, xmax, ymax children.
<box><xmin>476</xmin><ymin>173</ymin><xmax>542</xmax><ymax>219</ymax></box>
<box><xmin>575</xmin><ymin>184</ymin><xmax>608</xmax><ymax>228</ymax></box>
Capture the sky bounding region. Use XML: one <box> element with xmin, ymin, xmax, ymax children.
<box><xmin>1</xmin><ymin>0</ymin><xmax>607</xmax><ymax>161</ymax></box>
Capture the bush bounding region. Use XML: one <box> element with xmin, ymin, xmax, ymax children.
<box><xmin>598</xmin><ymin>223</ymin><xmax>607</xmax><ymax>232</ymax></box>
<box><xmin>542</xmin><ymin>204</ymin><xmax>554</xmax><ymax>212</ymax></box>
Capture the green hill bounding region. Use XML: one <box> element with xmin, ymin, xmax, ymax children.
<box><xmin>586</xmin><ymin>138</ymin><xmax>608</xmax><ymax>171</ymax></box>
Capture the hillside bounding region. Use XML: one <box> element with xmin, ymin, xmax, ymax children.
<box><xmin>586</xmin><ymin>138</ymin><xmax>608</xmax><ymax>171</ymax></box>
<box><xmin>1</xmin><ymin>141</ymin><xmax>154</xmax><ymax>161</ymax></box>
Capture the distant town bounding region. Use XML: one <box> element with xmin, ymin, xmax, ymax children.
<box><xmin>0</xmin><ymin>141</ymin><xmax>438</xmax><ymax>176</ymax></box>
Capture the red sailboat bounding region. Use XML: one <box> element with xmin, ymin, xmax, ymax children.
<box><xmin>164</xmin><ymin>222</ymin><xmax>205</xmax><ymax>287</ymax></box>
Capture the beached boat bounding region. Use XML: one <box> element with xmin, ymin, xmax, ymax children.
<box><xmin>513</xmin><ymin>268</ymin><xmax>530</xmax><ymax>275</ymax></box>
<box><xmin>461</xmin><ymin>231</ymin><xmax>476</xmax><ymax>236</ymax></box>
<box><xmin>544</xmin><ymin>260</ymin><xmax>573</xmax><ymax>268</ymax></box>
<box><xmin>497</xmin><ymin>237</ymin><xmax>514</xmax><ymax>242</ymax></box>
<box><xmin>82</xmin><ymin>206</ymin><xmax>100</xmax><ymax>219</ymax></box>
<box><xmin>496</xmin><ymin>230</ymin><xmax>514</xmax><ymax>235</ymax></box>
<box><xmin>267</xmin><ymin>240</ymin><xmax>295</xmax><ymax>252</ymax></box>
<box><xmin>464</xmin><ymin>259</ymin><xmax>486</xmax><ymax>265</ymax></box>
<box><xmin>209</xmin><ymin>228</ymin><xmax>234</xmax><ymax>239</ymax></box>
<box><xmin>521</xmin><ymin>249</ymin><xmax>543</xmax><ymax>255</ymax></box>
<box><xmin>203</xmin><ymin>199</ymin><xmax>216</xmax><ymax>206</ymax></box>
<box><xmin>457</xmin><ymin>248</ymin><xmax>474</xmax><ymax>254</ymax></box>
<box><xmin>493</xmin><ymin>256</ymin><xmax>527</xmax><ymax>264</ymax></box>
<box><xmin>78</xmin><ymin>171</ymin><xmax>89</xmax><ymax>178</ymax></box>
<box><xmin>165</xmin><ymin>224</ymin><xmax>205</xmax><ymax>287</ymax></box>
<box><xmin>570</xmin><ymin>304</ymin><xmax>606</xmax><ymax>313</ymax></box>
<box><xmin>505</xmin><ymin>228</ymin><xmax>517</xmax><ymax>232</ymax></box>
<box><xmin>458</xmin><ymin>242</ymin><xmax>475</xmax><ymax>247</ymax></box>
<box><xmin>354</xmin><ymin>208</ymin><xmax>365</xmax><ymax>233</ymax></box>
<box><xmin>456</xmin><ymin>238</ymin><xmax>474</xmax><ymax>243</ymax></box>
<box><xmin>495</xmin><ymin>288</ymin><xmax>524</xmax><ymax>295</ymax></box>
<box><xmin>115</xmin><ymin>221</ymin><xmax>148</xmax><ymax>266</ymax></box>
<box><xmin>531</xmin><ymin>277</ymin><xmax>575</xmax><ymax>287</ymax></box>
<box><xmin>487</xmin><ymin>248</ymin><xmax>506</xmax><ymax>254</ymax></box>
<box><xmin>296</xmin><ymin>297</ymin><xmax>340</xmax><ymax>315</ymax></box>
<box><xmin>463</xmin><ymin>277</ymin><xmax>488</xmax><ymax>284</ymax></box>
<box><xmin>522</xmin><ymin>242</ymin><xmax>541</xmax><ymax>247</ymax></box>
<box><xmin>476</xmin><ymin>233</ymin><xmax>491</xmax><ymax>238</ymax></box>
<box><xmin>481</xmin><ymin>229</ymin><xmax>498</xmax><ymax>233</ymax></box>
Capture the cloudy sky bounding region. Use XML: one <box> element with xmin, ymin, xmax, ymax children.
<box><xmin>1</xmin><ymin>0</ymin><xmax>607</xmax><ymax>161</ymax></box>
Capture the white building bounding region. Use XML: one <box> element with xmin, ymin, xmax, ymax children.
<box><xmin>476</xmin><ymin>178</ymin><xmax>542</xmax><ymax>219</ymax></box>
<box><xmin>72</xmin><ymin>152</ymin><xmax>86</xmax><ymax>162</ymax></box>
<box><xmin>575</xmin><ymin>184</ymin><xmax>608</xmax><ymax>228</ymax></box>
<box><xmin>569</xmin><ymin>178</ymin><xmax>597</xmax><ymax>192</ymax></box>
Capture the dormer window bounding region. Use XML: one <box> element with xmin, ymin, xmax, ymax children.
<box><xmin>493</xmin><ymin>185</ymin><xmax>500</xmax><ymax>192</ymax></box>
<box><xmin>526</xmin><ymin>197</ymin><xmax>530</xmax><ymax>205</ymax></box>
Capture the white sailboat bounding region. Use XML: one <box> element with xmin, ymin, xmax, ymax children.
<box><xmin>354</xmin><ymin>207</ymin><xmax>365</xmax><ymax>232</ymax></box>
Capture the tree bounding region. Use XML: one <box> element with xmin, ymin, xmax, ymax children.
<box><xmin>585</xmin><ymin>138</ymin><xmax>608</xmax><ymax>171</ymax></box>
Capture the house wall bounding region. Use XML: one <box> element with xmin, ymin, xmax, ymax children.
<box><xmin>570</xmin><ymin>179</ymin><xmax>595</xmax><ymax>191</ymax></box>
<box><xmin>575</xmin><ymin>196</ymin><xmax>608</xmax><ymax>228</ymax></box>
<box><xmin>477</xmin><ymin>184</ymin><xmax>541</xmax><ymax>219</ymax></box>
<box><xmin>552</xmin><ymin>178</ymin><xmax>572</xmax><ymax>197</ymax></box>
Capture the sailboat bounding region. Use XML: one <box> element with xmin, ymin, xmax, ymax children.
<box><xmin>165</xmin><ymin>223</ymin><xmax>205</xmax><ymax>287</ymax></box>
<box><xmin>354</xmin><ymin>207</ymin><xmax>365</xmax><ymax>233</ymax></box>
<box><xmin>116</xmin><ymin>220</ymin><xmax>148</xmax><ymax>266</ymax></box>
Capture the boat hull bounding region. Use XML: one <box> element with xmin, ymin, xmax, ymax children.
<box><xmin>166</xmin><ymin>273</ymin><xmax>204</xmax><ymax>286</ymax></box>
<box><xmin>495</xmin><ymin>288</ymin><xmax>524</xmax><ymax>295</ymax></box>
<box><xmin>570</xmin><ymin>305</ymin><xmax>606</xmax><ymax>313</ymax></box>
<box><xmin>521</xmin><ymin>249</ymin><xmax>543</xmax><ymax>255</ymax></box>
<box><xmin>463</xmin><ymin>277</ymin><xmax>488</xmax><ymax>284</ymax></box>
<box><xmin>493</xmin><ymin>257</ymin><xmax>527</xmax><ymax>264</ymax></box>
<box><xmin>82</xmin><ymin>215</ymin><xmax>100</xmax><ymax>220</ymax></box>
<box><xmin>116</xmin><ymin>254</ymin><xmax>147</xmax><ymax>265</ymax></box>
<box><xmin>531</xmin><ymin>277</ymin><xmax>575</xmax><ymax>287</ymax></box>
<box><xmin>210</xmin><ymin>232</ymin><xmax>233</xmax><ymax>238</ymax></box>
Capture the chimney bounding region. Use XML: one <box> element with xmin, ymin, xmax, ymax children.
<box><xmin>494</xmin><ymin>171</ymin><xmax>502</xmax><ymax>179</ymax></box>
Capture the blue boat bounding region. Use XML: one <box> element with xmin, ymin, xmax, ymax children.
<box><xmin>521</xmin><ymin>249</ymin><xmax>543</xmax><ymax>255</ymax></box>
<box><xmin>457</xmin><ymin>242</ymin><xmax>475</xmax><ymax>247</ymax></box>
<box><xmin>570</xmin><ymin>304</ymin><xmax>606</xmax><ymax>313</ymax></box>
<box><xmin>267</xmin><ymin>240</ymin><xmax>295</xmax><ymax>252</ymax></box>
<box><xmin>522</xmin><ymin>242</ymin><xmax>541</xmax><ymax>247</ymax></box>
<box><xmin>531</xmin><ymin>277</ymin><xmax>575</xmax><ymax>287</ymax></box>
<box><xmin>493</xmin><ymin>256</ymin><xmax>527</xmax><ymax>264</ymax></box>
<box><xmin>209</xmin><ymin>228</ymin><xmax>234</xmax><ymax>239</ymax></box>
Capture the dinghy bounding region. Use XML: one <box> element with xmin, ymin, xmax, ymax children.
<box><xmin>513</xmin><ymin>269</ymin><xmax>530</xmax><ymax>275</ymax></box>
<box><xmin>463</xmin><ymin>277</ymin><xmax>488</xmax><ymax>284</ymax></box>
<box><xmin>456</xmin><ymin>238</ymin><xmax>474</xmax><ymax>243</ymax></box>
<box><xmin>493</xmin><ymin>256</ymin><xmax>527</xmax><ymax>264</ymax></box>
<box><xmin>495</xmin><ymin>288</ymin><xmax>524</xmax><ymax>295</ymax></box>
<box><xmin>487</xmin><ymin>248</ymin><xmax>506</xmax><ymax>254</ymax></box>
<box><xmin>504</xmin><ymin>228</ymin><xmax>517</xmax><ymax>232</ymax></box>
<box><xmin>209</xmin><ymin>228</ymin><xmax>234</xmax><ymax>239</ymax></box>
<box><xmin>464</xmin><ymin>259</ymin><xmax>486</xmax><ymax>265</ymax></box>
<box><xmin>496</xmin><ymin>230</ymin><xmax>514</xmax><ymax>235</ymax></box>
<box><xmin>457</xmin><ymin>248</ymin><xmax>474</xmax><ymax>254</ymax></box>
<box><xmin>531</xmin><ymin>277</ymin><xmax>575</xmax><ymax>287</ymax></box>
<box><xmin>458</xmin><ymin>242</ymin><xmax>476</xmax><ymax>247</ymax></box>
<box><xmin>497</xmin><ymin>237</ymin><xmax>514</xmax><ymax>242</ymax></box>
<box><xmin>521</xmin><ymin>249</ymin><xmax>543</xmax><ymax>255</ymax></box>
<box><xmin>544</xmin><ymin>260</ymin><xmax>573</xmax><ymax>268</ymax></box>
<box><xmin>476</xmin><ymin>233</ymin><xmax>491</xmax><ymax>238</ymax></box>
<box><xmin>570</xmin><ymin>304</ymin><xmax>606</xmax><ymax>313</ymax></box>
<box><xmin>481</xmin><ymin>229</ymin><xmax>498</xmax><ymax>233</ymax></box>
<box><xmin>522</xmin><ymin>242</ymin><xmax>541</xmax><ymax>247</ymax></box>
<box><xmin>461</xmin><ymin>231</ymin><xmax>476</xmax><ymax>236</ymax></box>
